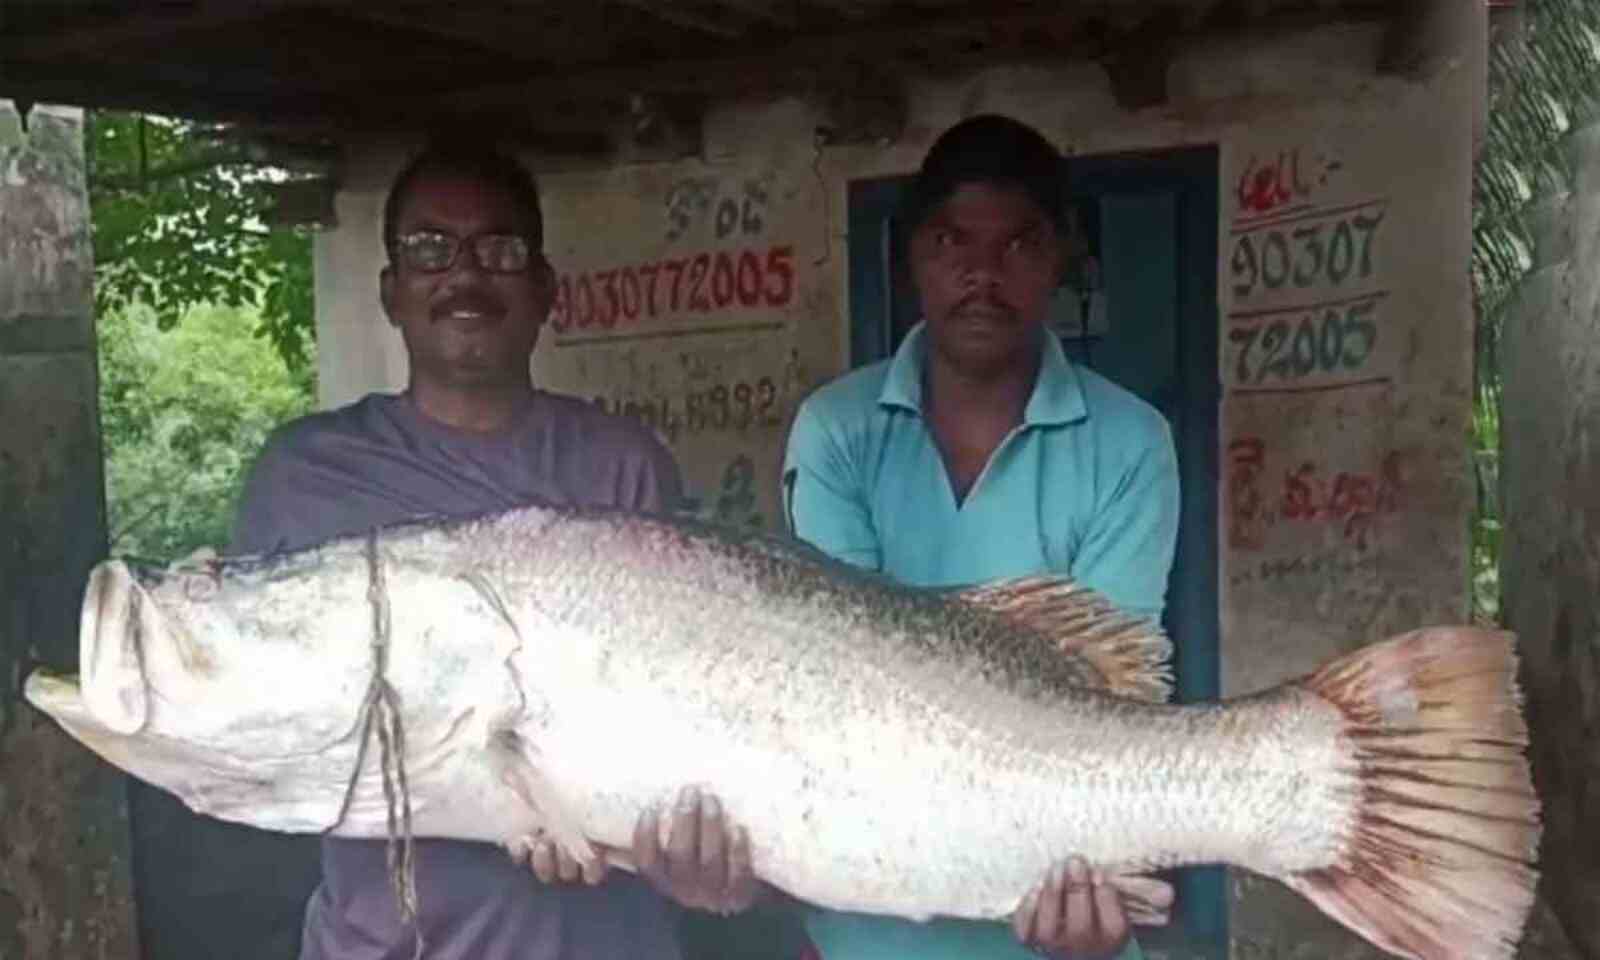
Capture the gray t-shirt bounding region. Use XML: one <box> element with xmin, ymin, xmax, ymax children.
<box><xmin>231</xmin><ymin>389</ymin><xmax>683</xmax><ymax>555</ymax></box>
<box><xmin>135</xmin><ymin>390</ymin><xmax>688</xmax><ymax>960</ymax></box>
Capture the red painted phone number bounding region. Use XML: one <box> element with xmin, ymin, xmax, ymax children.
<box><xmin>550</xmin><ymin>245</ymin><xmax>796</xmax><ymax>333</ymax></box>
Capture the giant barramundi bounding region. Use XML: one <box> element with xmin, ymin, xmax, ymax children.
<box><xmin>24</xmin><ymin>501</ymin><xmax>1540</xmax><ymax>959</ymax></box>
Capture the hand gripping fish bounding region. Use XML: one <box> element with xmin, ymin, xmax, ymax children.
<box><xmin>24</xmin><ymin>502</ymin><xmax>1539</xmax><ymax>960</ymax></box>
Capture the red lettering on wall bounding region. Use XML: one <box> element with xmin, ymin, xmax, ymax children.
<box><xmin>1227</xmin><ymin>435</ymin><xmax>1408</xmax><ymax>553</ymax></box>
<box><xmin>1278</xmin><ymin>451</ymin><xmax>1407</xmax><ymax>549</ymax></box>
<box><xmin>1228</xmin><ymin>437</ymin><xmax>1268</xmax><ymax>551</ymax></box>
<box><xmin>550</xmin><ymin>244</ymin><xmax>796</xmax><ymax>333</ymax></box>
<box><xmin>1234</xmin><ymin>149</ymin><xmax>1343</xmax><ymax>217</ymax></box>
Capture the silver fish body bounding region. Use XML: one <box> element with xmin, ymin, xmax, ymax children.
<box><xmin>26</xmin><ymin>503</ymin><xmax>1539</xmax><ymax>959</ymax></box>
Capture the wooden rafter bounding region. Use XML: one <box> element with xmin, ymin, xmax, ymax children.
<box><xmin>428</xmin><ymin>6</ymin><xmax>1101</xmax><ymax>111</ymax></box>
<box><xmin>716</xmin><ymin>0</ymin><xmax>801</xmax><ymax>30</ymax></box>
<box><xmin>328</xmin><ymin>9</ymin><xmax>561</xmax><ymax>64</ymax></box>
<box><xmin>329</xmin><ymin>6</ymin><xmax>644</xmax><ymax>66</ymax></box>
<box><xmin>0</xmin><ymin>0</ymin><xmax>1408</xmax><ymax>146</ymax></box>
<box><xmin>0</xmin><ymin>2</ymin><xmax>292</xmax><ymax>60</ymax></box>
<box><xmin>608</xmin><ymin>0</ymin><xmax>747</xmax><ymax>37</ymax></box>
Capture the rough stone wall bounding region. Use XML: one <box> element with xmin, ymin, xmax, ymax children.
<box><xmin>0</xmin><ymin>100</ymin><xmax>138</xmax><ymax>960</ymax></box>
<box><xmin>1501</xmin><ymin>117</ymin><xmax>1600</xmax><ymax>960</ymax></box>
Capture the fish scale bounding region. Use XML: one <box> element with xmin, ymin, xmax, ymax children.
<box><xmin>519</xmin><ymin>532</ymin><xmax>1363</xmax><ymax>907</ymax></box>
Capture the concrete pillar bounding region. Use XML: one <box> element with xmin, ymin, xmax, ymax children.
<box><xmin>1501</xmin><ymin>117</ymin><xmax>1600</xmax><ymax>959</ymax></box>
<box><xmin>0</xmin><ymin>100</ymin><xmax>139</xmax><ymax>959</ymax></box>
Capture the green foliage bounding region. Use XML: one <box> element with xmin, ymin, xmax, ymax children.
<box><xmin>1475</xmin><ymin>0</ymin><xmax>1600</xmax><ymax>325</ymax></box>
<box><xmin>1470</xmin><ymin>389</ymin><xmax>1502</xmax><ymax>625</ymax></box>
<box><xmin>86</xmin><ymin>110</ymin><xmax>318</xmax><ymax>372</ymax></box>
<box><xmin>1471</xmin><ymin>0</ymin><xmax>1600</xmax><ymax>623</ymax></box>
<box><xmin>98</xmin><ymin>303</ymin><xmax>314</xmax><ymax>561</ymax></box>
<box><xmin>87</xmin><ymin>110</ymin><xmax>321</xmax><ymax>560</ymax></box>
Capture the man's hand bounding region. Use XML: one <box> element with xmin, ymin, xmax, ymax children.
<box><xmin>636</xmin><ymin>785</ymin><xmax>759</xmax><ymax>915</ymax></box>
<box><xmin>1012</xmin><ymin>857</ymin><xmax>1131</xmax><ymax>959</ymax></box>
<box><xmin>517</xmin><ymin>836</ymin><xmax>609</xmax><ymax>887</ymax></box>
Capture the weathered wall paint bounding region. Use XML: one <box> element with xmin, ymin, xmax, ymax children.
<box><xmin>533</xmin><ymin>153</ymin><xmax>824</xmax><ymax>529</ymax></box>
<box><xmin>314</xmin><ymin>12</ymin><xmax>1492</xmax><ymax>957</ymax></box>
<box><xmin>1501</xmin><ymin>117</ymin><xmax>1600</xmax><ymax>959</ymax></box>
<box><xmin>0</xmin><ymin>100</ymin><xmax>139</xmax><ymax>960</ymax></box>
<box><xmin>1216</xmin><ymin>111</ymin><xmax>1477</xmax><ymax>693</ymax></box>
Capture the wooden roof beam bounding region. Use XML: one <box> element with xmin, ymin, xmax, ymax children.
<box><xmin>1100</xmin><ymin>7</ymin><xmax>1184</xmax><ymax>111</ymax></box>
<box><xmin>786</xmin><ymin>0</ymin><xmax>874</xmax><ymax>20</ymax></box>
<box><xmin>427</xmin><ymin>7</ymin><xmax>1093</xmax><ymax>111</ymax></box>
<box><xmin>715</xmin><ymin>0</ymin><xmax>800</xmax><ymax>30</ymax></box>
<box><xmin>607</xmin><ymin>0</ymin><xmax>745</xmax><ymax>38</ymax></box>
<box><xmin>422</xmin><ymin>4</ymin><xmax>1398</xmax><ymax>124</ymax></box>
<box><xmin>332</xmin><ymin>8</ymin><xmax>582</xmax><ymax>65</ymax></box>
<box><xmin>0</xmin><ymin>2</ymin><xmax>295</xmax><ymax>60</ymax></box>
<box><xmin>0</xmin><ymin>65</ymin><xmax>616</xmax><ymax>160</ymax></box>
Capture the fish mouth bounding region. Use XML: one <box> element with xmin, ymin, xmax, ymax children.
<box><xmin>23</xmin><ymin>669</ymin><xmax>149</xmax><ymax>780</ymax></box>
<box><xmin>23</xmin><ymin>669</ymin><xmax>91</xmax><ymax>725</ymax></box>
<box><xmin>77</xmin><ymin>559</ymin><xmax>154</xmax><ymax>735</ymax></box>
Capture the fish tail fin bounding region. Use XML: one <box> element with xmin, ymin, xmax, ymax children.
<box><xmin>1285</xmin><ymin>626</ymin><xmax>1541</xmax><ymax>960</ymax></box>
<box><xmin>954</xmin><ymin>577</ymin><xmax>1173</xmax><ymax>702</ymax></box>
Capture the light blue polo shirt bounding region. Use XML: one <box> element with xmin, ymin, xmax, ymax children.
<box><xmin>779</xmin><ymin>322</ymin><xmax>1180</xmax><ymax>960</ymax></box>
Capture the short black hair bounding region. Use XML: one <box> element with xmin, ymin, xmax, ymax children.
<box><xmin>381</xmin><ymin>138</ymin><xmax>545</xmax><ymax>258</ymax></box>
<box><xmin>900</xmin><ymin>114</ymin><xmax>1066</xmax><ymax>233</ymax></box>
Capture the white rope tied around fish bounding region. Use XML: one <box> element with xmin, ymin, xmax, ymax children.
<box><xmin>326</xmin><ymin>529</ymin><xmax>424</xmax><ymax>959</ymax></box>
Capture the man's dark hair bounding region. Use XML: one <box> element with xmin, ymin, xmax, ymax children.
<box><xmin>900</xmin><ymin>114</ymin><xmax>1066</xmax><ymax>233</ymax></box>
<box><xmin>382</xmin><ymin>138</ymin><xmax>545</xmax><ymax>258</ymax></box>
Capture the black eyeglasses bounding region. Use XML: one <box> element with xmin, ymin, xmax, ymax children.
<box><xmin>394</xmin><ymin>229</ymin><xmax>535</xmax><ymax>274</ymax></box>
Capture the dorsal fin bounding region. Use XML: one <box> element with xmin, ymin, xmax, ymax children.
<box><xmin>953</xmin><ymin>576</ymin><xmax>1174</xmax><ymax>703</ymax></box>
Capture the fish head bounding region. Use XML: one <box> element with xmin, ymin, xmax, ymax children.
<box><xmin>25</xmin><ymin>552</ymin><xmax>380</xmax><ymax>825</ymax></box>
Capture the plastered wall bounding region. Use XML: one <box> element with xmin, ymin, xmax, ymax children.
<box><xmin>1501</xmin><ymin>115</ymin><xmax>1600</xmax><ymax>959</ymax></box>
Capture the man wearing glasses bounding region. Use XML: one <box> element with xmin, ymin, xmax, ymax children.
<box><xmin>129</xmin><ymin>141</ymin><xmax>761</xmax><ymax>960</ymax></box>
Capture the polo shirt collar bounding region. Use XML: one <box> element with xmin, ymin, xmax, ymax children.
<box><xmin>876</xmin><ymin>321</ymin><xmax>1087</xmax><ymax>426</ymax></box>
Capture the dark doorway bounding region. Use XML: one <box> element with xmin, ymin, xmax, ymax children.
<box><xmin>844</xmin><ymin>144</ymin><xmax>1226</xmax><ymax>958</ymax></box>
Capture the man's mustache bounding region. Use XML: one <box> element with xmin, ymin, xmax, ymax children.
<box><xmin>951</xmin><ymin>292</ymin><xmax>1016</xmax><ymax>321</ymax></box>
<box><xmin>431</xmin><ymin>290</ymin><xmax>506</xmax><ymax>323</ymax></box>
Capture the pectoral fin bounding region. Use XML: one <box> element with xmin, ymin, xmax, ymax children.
<box><xmin>489</xmin><ymin>729</ymin><xmax>599</xmax><ymax>873</ymax></box>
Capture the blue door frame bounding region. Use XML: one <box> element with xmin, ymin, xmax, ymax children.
<box><xmin>845</xmin><ymin>145</ymin><xmax>1226</xmax><ymax>958</ymax></box>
